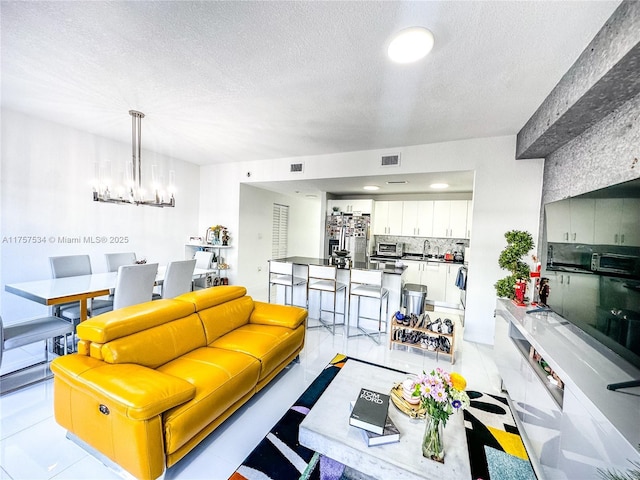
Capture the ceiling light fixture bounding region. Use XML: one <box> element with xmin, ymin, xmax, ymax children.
<box><xmin>93</xmin><ymin>110</ymin><xmax>175</xmax><ymax>207</ymax></box>
<box><xmin>430</xmin><ymin>183</ymin><xmax>449</xmax><ymax>189</ymax></box>
<box><xmin>388</xmin><ymin>27</ymin><xmax>435</xmax><ymax>64</ymax></box>
<box><xmin>363</xmin><ymin>185</ymin><xmax>380</xmax><ymax>191</ymax></box>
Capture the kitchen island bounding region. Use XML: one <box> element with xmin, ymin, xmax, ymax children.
<box><xmin>270</xmin><ymin>256</ymin><xmax>407</xmax><ymax>337</ymax></box>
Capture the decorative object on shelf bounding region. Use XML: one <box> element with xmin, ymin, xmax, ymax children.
<box><xmin>93</xmin><ymin>110</ymin><xmax>175</xmax><ymax>207</ymax></box>
<box><xmin>222</xmin><ymin>228</ymin><xmax>230</xmax><ymax>246</ymax></box>
<box><xmin>494</xmin><ymin>230</ymin><xmax>534</xmax><ymax>305</ymax></box>
<box><xmin>408</xmin><ymin>368</ymin><xmax>470</xmax><ymax>463</ymax></box>
<box><xmin>207</xmin><ymin>225</ymin><xmax>226</xmax><ymax>244</ymax></box>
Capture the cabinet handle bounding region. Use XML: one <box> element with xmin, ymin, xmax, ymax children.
<box><xmin>564</xmin><ymin>232</ymin><xmax>569</xmax><ymax>241</ymax></box>
<box><xmin>560</xmin><ymin>275</ymin><xmax>563</xmax><ymax>284</ymax></box>
<box><xmin>615</xmin><ymin>233</ymin><xmax>619</xmax><ymax>244</ymax></box>
<box><xmin>572</xmin><ymin>233</ymin><xmax>576</xmax><ymax>241</ymax></box>
<box><xmin>567</xmin><ymin>275</ymin><xmax>570</xmax><ymax>286</ymax></box>
<box><xmin>621</xmin><ymin>234</ymin><xmax>625</xmax><ymax>244</ymax></box>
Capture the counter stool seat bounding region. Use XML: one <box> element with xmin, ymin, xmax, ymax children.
<box><xmin>268</xmin><ymin>260</ymin><xmax>307</xmax><ymax>307</ymax></box>
<box><xmin>348</xmin><ymin>268</ymin><xmax>389</xmax><ymax>344</ymax></box>
<box><xmin>307</xmin><ymin>265</ymin><xmax>346</xmax><ymax>335</ymax></box>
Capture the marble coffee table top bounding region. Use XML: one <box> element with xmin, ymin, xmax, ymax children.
<box><xmin>299</xmin><ymin>359</ymin><xmax>471</xmax><ymax>480</ymax></box>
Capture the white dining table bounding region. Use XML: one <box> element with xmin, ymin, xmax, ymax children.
<box><xmin>5</xmin><ymin>267</ymin><xmax>215</xmax><ymax>323</ymax></box>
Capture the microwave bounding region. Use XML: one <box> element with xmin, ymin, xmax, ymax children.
<box><xmin>376</xmin><ymin>242</ymin><xmax>403</xmax><ymax>257</ymax></box>
<box><xmin>591</xmin><ymin>253</ymin><xmax>639</xmax><ymax>276</ymax></box>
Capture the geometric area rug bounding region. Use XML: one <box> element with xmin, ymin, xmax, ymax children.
<box><xmin>229</xmin><ymin>353</ymin><xmax>537</xmax><ymax>480</ymax></box>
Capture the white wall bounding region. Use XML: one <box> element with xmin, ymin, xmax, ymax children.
<box><xmin>200</xmin><ymin>135</ymin><xmax>544</xmax><ymax>344</ymax></box>
<box><xmin>1</xmin><ymin>109</ymin><xmax>200</xmax><ymax>320</ymax></box>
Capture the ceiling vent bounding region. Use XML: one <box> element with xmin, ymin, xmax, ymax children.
<box><xmin>290</xmin><ymin>162</ymin><xmax>304</xmax><ymax>173</ymax></box>
<box><xmin>380</xmin><ymin>154</ymin><xmax>401</xmax><ymax>167</ymax></box>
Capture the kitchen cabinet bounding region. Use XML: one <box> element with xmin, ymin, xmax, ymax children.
<box><xmin>403</xmin><ymin>260</ymin><xmax>464</xmax><ymax>308</ymax></box>
<box><xmin>401</xmin><ymin>201</ymin><xmax>434</xmax><ymax>237</ymax></box>
<box><xmin>328</xmin><ymin>199</ymin><xmax>373</xmax><ymax>215</ymax></box>
<box><xmin>545</xmin><ymin>198</ymin><xmax>595</xmax><ymax>244</ymax></box>
<box><xmin>546</xmin><ymin>271</ymin><xmax>599</xmax><ymax>327</ymax></box>
<box><xmin>432</xmin><ymin>200</ymin><xmax>468</xmax><ymax>238</ymax></box>
<box><xmin>373</xmin><ymin>201</ymin><xmax>403</xmax><ymax>235</ymax></box>
<box><xmin>594</xmin><ymin>198</ymin><xmax>640</xmax><ymax>246</ymax></box>
<box><xmin>402</xmin><ymin>260</ymin><xmax>424</xmax><ymax>285</ymax></box>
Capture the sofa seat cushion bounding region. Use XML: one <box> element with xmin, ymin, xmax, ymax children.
<box><xmin>211</xmin><ymin>324</ymin><xmax>304</xmax><ymax>381</ymax></box>
<box><xmin>158</xmin><ymin>348</ymin><xmax>260</xmax><ymax>455</ymax></box>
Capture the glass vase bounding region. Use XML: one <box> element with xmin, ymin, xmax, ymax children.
<box><xmin>422</xmin><ymin>414</ymin><xmax>444</xmax><ymax>463</ymax></box>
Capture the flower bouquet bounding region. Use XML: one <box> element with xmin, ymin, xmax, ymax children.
<box><xmin>410</xmin><ymin>368</ymin><xmax>470</xmax><ymax>462</ymax></box>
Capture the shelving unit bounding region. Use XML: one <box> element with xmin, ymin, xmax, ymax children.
<box><xmin>389</xmin><ymin>312</ymin><xmax>457</xmax><ymax>364</ymax></box>
<box><xmin>185</xmin><ymin>244</ymin><xmax>232</xmax><ymax>286</ymax></box>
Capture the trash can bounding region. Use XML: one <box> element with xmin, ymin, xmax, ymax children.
<box><xmin>402</xmin><ymin>283</ymin><xmax>428</xmax><ymax>315</ymax></box>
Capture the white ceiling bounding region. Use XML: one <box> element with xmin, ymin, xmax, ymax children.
<box><xmin>1</xmin><ymin>1</ymin><xmax>621</xmax><ymax>195</ymax></box>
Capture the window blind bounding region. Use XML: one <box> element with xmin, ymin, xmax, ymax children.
<box><xmin>272</xmin><ymin>203</ymin><xmax>289</xmax><ymax>259</ymax></box>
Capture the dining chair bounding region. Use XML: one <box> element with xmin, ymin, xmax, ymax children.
<box><xmin>0</xmin><ymin>314</ymin><xmax>75</xmax><ymax>391</ymax></box>
<box><xmin>105</xmin><ymin>252</ymin><xmax>137</xmax><ymax>272</ymax></box>
<box><xmin>193</xmin><ymin>251</ymin><xmax>213</xmax><ymax>290</ymax></box>
<box><xmin>348</xmin><ymin>268</ymin><xmax>389</xmax><ymax>344</ymax></box>
<box><xmin>111</xmin><ymin>263</ymin><xmax>159</xmax><ymax>311</ymax></box>
<box><xmin>306</xmin><ymin>264</ymin><xmax>346</xmax><ymax>335</ymax></box>
<box><xmin>157</xmin><ymin>259</ymin><xmax>196</xmax><ymax>299</ymax></box>
<box><xmin>49</xmin><ymin>254</ymin><xmax>112</xmax><ymax>322</ymax></box>
<box><xmin>268</xmin><ymin>260</ymin><xmax>307</xmax><ymax>307</ymax></box>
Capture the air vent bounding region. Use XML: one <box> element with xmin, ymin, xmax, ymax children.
<box><xmin>290</xmin><ymin>162</ymin><xmax>304</xmax><ymax>173</ymax></box>
<box><xmin>381</xmin><ymin>154</ymin><xmax>401</xmax><ymax>167</ymax></box>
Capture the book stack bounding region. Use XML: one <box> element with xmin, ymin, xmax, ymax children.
<box><xmin>349</xmin><ymin>388</ymin><xmax>400</xmax><ymax>446</ymax></box>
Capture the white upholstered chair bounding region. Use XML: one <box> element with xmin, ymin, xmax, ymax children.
<box><xmin>105</xmin><ymin>252</ymin><xmax>137</xmax><ymax>272</ymax></box>
<box><xmin>193</xmin><ymin>251</ymin><xmax>214</xmax><ymax>290</ymax></box>
<box><xmin>158</xmin><ymin>259</ymin><xmax>196</xmax><ymax>299</ymax></box>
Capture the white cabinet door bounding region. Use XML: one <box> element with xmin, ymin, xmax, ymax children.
<box><xmin>423</xmin><ymin>262</ymin><xmax>446</xmax><ymax>302</ymax></box>
<box><xmin>387</xmin><ymin>202</ymin><xmax>403</xmax><ymax>235</ymax></box>
<box><xmin>444</xmin><ymin>264</ymin><xmax>463</xmax><ymax>305</ymax></box>
<box><xmin>594</xmin><ymin>198</ymin><xmax>621</xmax><ymax>245</ymax></box>
<box><xmin>432</xmin><ymin>201</ymin><xmax>469</xmax><ymax>238</ymax></box>
<box><xmin>402</xmin><ymin>260</ymin><xmax>423</xmax><ymax>285</ymax></box>
<box><xmin>569</xmin><ymin>198</ymin><xmax>595</xmax><ymax>244</ymax></box>
<box><xmin>432</xmin><ymin>202</ymin><xmax>451</xmax><ymax>237</ymax></box>
<box><xmin>620</xmin><ymin>198</ymin><xmax>640</xmax><ymax>246</ymax></box>
<box><xmin>466</xmin><ymin>201</ymin><xmax>473</xmax><ymax>239</ymax></box>
<box><xmin>401</xmin><ymin>201</ymin><xmax>419</xmax><ymax>236</ymax></box>
<box><xmin>545</xmin><ymin>201</ymin><xmax>572</xmax><ymax>243</ymax></box>
<box><xmin>373</xmin><ymin>201</ymin><xmax>389</xmax><ymax>235</ymax></box>
<box><xmin>328</xmin><ymin>199</ymin><xmax>373</xmax><ymax>214</ymax></box>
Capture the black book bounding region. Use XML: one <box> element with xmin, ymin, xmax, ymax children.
<box><xmin>361</xmin><ymin>414</ymin><xmax>400</xmax><ymax>446</ymax></box>
<box><xmin>349</xmin><ymin>388</ymin><xmax>390</xmax><ymax>435</ymax></box>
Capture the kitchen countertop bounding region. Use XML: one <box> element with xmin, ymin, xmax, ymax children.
<box><xmin>274</xmin><ymin>256</ymin><xmax>407</xmax><ymax>275</ymax></box>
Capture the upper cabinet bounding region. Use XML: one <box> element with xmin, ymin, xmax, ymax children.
<box><xmin>594</xmin><ymin>198</ymin><xmax>640</xmax><ymax>247</ymax></box>
<box><xmin>401</xmin><ymin>201</ymin><xmax>434</xmax><ymax>237</ymax></box>
<box><xmin>373</xmin><ymin>201</ymin><xmax>403</xmax><ymax>235</ymax></box>
<box><xmin>328</xmin><ymin>199</ymin><xmax>373</xmax><ymax>215</ymax></box>
<box><xmin>432</xmin><ymin>200</ymin><xmax>469</xmax><ymax>238</ymax></box>
<box><xmin>545</xmin><ymin>198</ymin><xmax>595</xmax><ymax>244</ymax></box>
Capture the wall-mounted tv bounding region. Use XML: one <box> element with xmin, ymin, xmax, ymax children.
<box><xmin>542</xmin><ymin>178</ymin><xmax>640</xmax><ymax>380</ymax></box>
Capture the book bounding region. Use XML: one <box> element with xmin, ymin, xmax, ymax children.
<box><xmin>349</xmin><ymin>388</ymin><xmax>390</xmax><ymax>435</ymax></box>
<box><xmin>361</xmin><ymin>414</ymin><xmax>400</xmax><ymax>446</ymax></box>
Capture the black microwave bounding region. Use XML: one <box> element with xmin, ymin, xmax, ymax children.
<box><xmin>591</xmin><ymin>253</ymin><xmax>639</xmax><ymax>276</ymax></box>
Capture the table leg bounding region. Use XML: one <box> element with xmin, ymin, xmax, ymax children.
<box><xmin>79</xmin><ymin>299</ymin><xmax>88</xmax><ymax>322</ymax></box>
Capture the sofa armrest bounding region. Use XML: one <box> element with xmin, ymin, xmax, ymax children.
<box><xmin>51</xmin><ymin>355</ymin><xmax>195</xmax><ymax>421</ymax></box>
<box><xmin>249</xmin><ymin>301</ymin><xmax>307</xmax><ymax>329</ymax></box>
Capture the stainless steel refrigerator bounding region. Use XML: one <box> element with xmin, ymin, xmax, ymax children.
<box><xmin>326</xmin><ymin>214</ymin><xmax>370</xmax><ymax>262</ymax></box>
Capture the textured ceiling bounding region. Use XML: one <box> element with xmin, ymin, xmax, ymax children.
<box><xmin>1</xmin><ymin>0</ymin><xmax>621</xmax><ymax>173</ymax></box>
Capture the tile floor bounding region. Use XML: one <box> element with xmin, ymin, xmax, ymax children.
<box><xmin>0</xmin><ymin>309</ymin><xmax>503</xmax><ymax>480</ymax></box>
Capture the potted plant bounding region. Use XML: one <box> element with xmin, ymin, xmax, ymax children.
<box><xmin>494</xmin><ymin>230</ymin><xmax>534</xmax><ymax>303</ymax></box>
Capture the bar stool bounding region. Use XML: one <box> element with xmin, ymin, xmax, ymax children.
<box><xmin>348</xmin><ymin>268</ymin><xmax>389</xmax><ymax>344</ymax></box>
<box><xmin>268</xmin><ymin>260</ymin><xmax>307</xmax><ymax>306</ymax></box>
<box><xmin>306</xmin><ymin>264</ymin><xmax>346</xmax><ymax>335</ymax></box>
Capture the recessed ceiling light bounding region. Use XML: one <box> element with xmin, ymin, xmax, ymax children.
<box><xmin>388</xmin><ymin>27</ymin><xmax>435</xmax><ymax>64</ymax></box>
<box><xmin>430</xmin><ymin>183</ymin><xmax>449</xmax><ymax>189</ymax></box>
<box><xmin>363</xmin><ymin>185</ymin><xmax>380</xmax><ymax>191</ymax></box>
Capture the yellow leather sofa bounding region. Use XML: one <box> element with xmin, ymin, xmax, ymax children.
<box><xmin>51</xmin><ymin>286</ymin><xmax>306</xmax><ymax>480</ymax></box>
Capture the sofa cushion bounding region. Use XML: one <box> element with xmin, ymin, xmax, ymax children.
<box><xmin>196</xmin><ymin>296</ymin><xmax>255</xmax><ymax>344</ymax></box>
<box><xmin>211</xmin><ymin>324</ymin><xmax>305</xmax><ymax>381</ymax></box>
<box><xmin>158</xmin><ymin>348</ymin><xmax>260</xmax><ymax>454</ymax></box>
<box><xmin>100</xmin><ymin>314</ymin><xmax>207</xmax><ymax>368</ymax></box>
<box><xmin>176</xmin><ymin>285</ymin><xmax>247</xmax><ymax>311</ymax></box>
<box><xmin>78</xmin><ymin>299</ymin><xmax>195</xmax><ymax>343</ymax></box>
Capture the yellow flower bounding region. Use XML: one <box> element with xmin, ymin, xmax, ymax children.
<box><xmin>450</xmin><ymin>372</ymin><xmax>467</xmax><ymax>391</ymax></box>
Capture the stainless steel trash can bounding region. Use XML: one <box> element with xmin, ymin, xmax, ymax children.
<box><xmin>402</xmin><ymin>283</ymin><xmax>428</xmax><ymax>315</ymax></box>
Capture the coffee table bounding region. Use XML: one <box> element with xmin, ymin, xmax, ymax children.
<box><xmin>299</xmin><ymin>359</ymin><xmax>471</xmax><ymax>480</ymax></box>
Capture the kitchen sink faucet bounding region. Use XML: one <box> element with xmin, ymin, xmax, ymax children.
<box><xmin>422</xmin><ymin>239</ymin><xmax>431</xmax><ymax>258</ymax></box>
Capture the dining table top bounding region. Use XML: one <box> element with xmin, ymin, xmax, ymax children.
<box><xmin>4</xmin><ymin>266</ymin><xmax>215</xmax><ymax>307</ymax></box>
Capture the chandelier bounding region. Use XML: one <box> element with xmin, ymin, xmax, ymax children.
<box><xmin>93</xmin><ymin>110</ymin><xmax>175</xmax><ymax>207</ymax></box>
